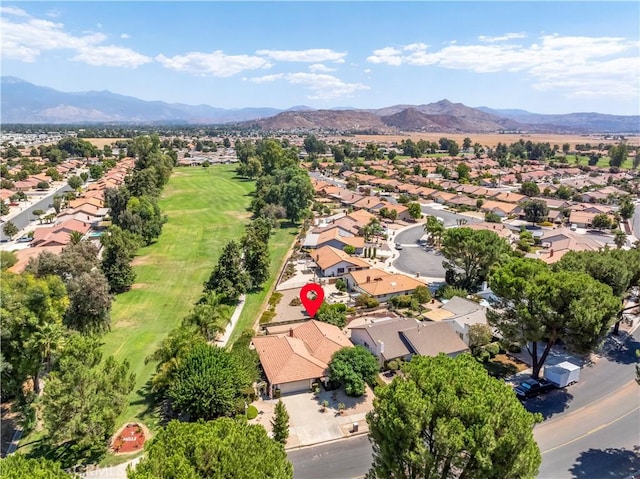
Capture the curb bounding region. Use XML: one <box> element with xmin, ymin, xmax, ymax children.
<box><xmin>285</xmin><ymin>429</ymin><xmax>369</xmax><ymax>452</ymax></box>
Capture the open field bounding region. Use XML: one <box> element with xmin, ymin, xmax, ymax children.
<box><xmin>353</xmin><ymin>133</ymin><xmax>640</xmax><ymax>148</ymax></box>
<box><xmin>84</xmin><ymin>138</ymin><xmax>128</xmax><ymax>148</ymax></box>
<box><xmin>100</xmin><ymin>165</ymin><xmax>256</xmax><ymax>432</ymax></box>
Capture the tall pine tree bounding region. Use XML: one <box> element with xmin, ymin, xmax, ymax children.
<box><xmin>271</xmin><ymin>399</ymin><xmax>290</xmax><ymax>445</ymax></box>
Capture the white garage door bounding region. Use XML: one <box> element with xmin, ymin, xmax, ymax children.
<box><xmin>277</xmin><ymin>379</ymin><xmax>311</xmax><ymax>395</ymax></box>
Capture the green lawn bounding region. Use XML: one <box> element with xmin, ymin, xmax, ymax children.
<box><xmin>101</xmin><ymin>165</ymin><xmax>258</xmax><ymax>432</ymax></box>
<box><xmin>566</xmin><ymin>154</ymin><xmax>635</xmax><ymax>169</ymax></box>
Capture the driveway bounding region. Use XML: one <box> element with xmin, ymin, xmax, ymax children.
<box><xmin>250</xmin><ymin>385</ymin><xmax>374</xmax><ymax>450</ymax></box>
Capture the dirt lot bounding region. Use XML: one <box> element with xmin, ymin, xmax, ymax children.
<box><xmin>352</xmin><ymin>133</ymin><xmax>640</xmax><ymax>148</ymax></box>
<box><xmin>84</xmin><ymin>138</ymin><xmax>128</xmax><ymax>148</ymax></box>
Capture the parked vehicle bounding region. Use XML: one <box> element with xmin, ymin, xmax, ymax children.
<box><xmin>395</xmin><ymin>243</ymin><xmax>403</xmax><ymax>250</ymax></box>
<box><xmin>543</xmin><ymin>361</ymin><xmax>581</xmax><ymax>388</ymax></box>
<box><xmin>514</xmin><ymin>378</ymin><xmax>556</xmax><ymax>400</ymax></box>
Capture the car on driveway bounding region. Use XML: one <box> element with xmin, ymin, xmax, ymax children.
<box><xmin>514</xmin><ymin>378</ymin><xmax>556</xmax><ymax>400</ymax></box>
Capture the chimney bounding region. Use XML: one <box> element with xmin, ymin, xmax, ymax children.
<box><xmin>316</xmin><ymin>254</ymin><xmax>319</xmax><ymax>262</ymax></box>
<box><xmin>378</xmin><ymin>340</ymin><xmax>385</xmax><ymax>355</ymax></box>
<box><xmin>366</xmin><ymin>276</ymin><xmax>371</xmax><ymax>283</ymax></box>
<box><xmin>550</xmin><ymin>249</ymin><xmax>554</xmax><ymax>257</ymax></box>
<box><xmin>289</xmin><ymin>328</ymin><xmax>294</xmax><ymax>337</ymax></box>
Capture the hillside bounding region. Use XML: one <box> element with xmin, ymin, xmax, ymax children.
<box><xmin>1</xmin><ymin>76</ymin><xmax>638</xmax><ymax>133</ymax></box>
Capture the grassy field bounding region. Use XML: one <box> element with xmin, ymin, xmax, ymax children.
<box><xmin>100</xmin><ymin>165</ymin><xmax>258</xmax><ymax>432</ymax></box>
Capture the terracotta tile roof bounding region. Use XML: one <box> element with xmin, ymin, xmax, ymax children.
<box><xmin>346</xmin><ymin>209</ymin><xmax>376</xmax><ymax>226</ymax></box>
<box><xmin>313</xmin><ymin>245</ymin><xmax>370</xmax><ymax>271</ymax></box>
<box><xmin>316</xmin><ymin>228</ymin><xmax>365</xmax><ymax>249</ymax></box>
<box><xmin>252</xmin><ymin>320</ymin><xmax>352</xmax><ymax>384</ymax></box>
<box><xmin>347</xmin><ymin>269</ymin><xmax>424</xmax><ymax>298</ymax></box>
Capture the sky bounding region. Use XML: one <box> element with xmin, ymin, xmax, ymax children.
<box><xmin>1</xmin><ymin>1</ymin><xmax>639</xmax><ymax>115</ymax></box>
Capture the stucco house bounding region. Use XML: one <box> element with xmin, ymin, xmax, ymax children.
<box><xmin>350</xmin><ymin>317</ymin><xmax>468</xmax><ymax>367</ymax></box>
<box><xmin>344</xmin><ymin>269</ymin><xmax>425</xmax><ymax>303</ymax></box>
<box><xmin>252</xmin><ymin>320</ymin><xmax>352</xmax><ymax>397</ymax></box>
<box><xmin>312</xmin><ymin>245</ymin><xmax>370</xmax><ymax>277</ymax></box>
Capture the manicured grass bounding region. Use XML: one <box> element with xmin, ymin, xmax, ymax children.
<box><xmin>228</xmin><ymin>221</ymin><xmax>298</xmax><ymax>345</ymax></box>
<box><xmin>566</xmin><ymin>154</ymin><xmax>635</xmax><ymax>169</ymax></box>
<box><xmin>101</xmin><ymin>165</ymin><xmax>257</xmax><ymax>432</ymax></box>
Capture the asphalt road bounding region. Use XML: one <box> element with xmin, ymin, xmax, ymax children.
<box><xmin>287</xmin><ymin>328</ymin><xmax>640</xmax><ymax>479</ymax></box>
<box><xmin>393</xmin><ymin>224</ymin><xmax>446</xmax><ymax>279</ymax></box>
<box><xmin>288</xmin><ymin>435</ymin><xmax>373</xmax><ymax>479</ymax></box>
<box><xmin>420</xmin><ymin>204</ymin><xmax>482</xmax><ymax>227</ymax></box>
<box><xmin>0</xmin><ymin>184</ymin><xmax>73</xmax><ymax>241</ymax></box>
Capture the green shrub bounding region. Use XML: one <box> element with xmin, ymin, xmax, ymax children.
<box><xmin>246</xmin><ymin>405</ymin><xmax>259</xmax><ymax>420</ymax></box>
<box><xmin>289</xmin><ymin>297</ymin><xmax>302</xmax><ymax>306</ymax></box>
<box><xmin>269</xmin><ymin>292</ymin><xmax>283</xmax><ymax>307</ymax></box>
<box><xmin>389</xmin><ymin>295</ymin><xmax>414</xmax><ymax>309</ymax></box>
<box><xmin>484</xmin><ymin>342</ymin><xmax>501</xmax><ymax>358</ymax></box>
<box><xmin>335</xmin><ymin>278</ymin><xmax>347</xmax><ymax>292</ymax></box>
<box><xmin>477</xmin><ymin>350</ymin><xmax>491</xmax><ymax>363</ymax></box>
<box><xmin>355</xmin><ymin>294</ymin><xmax>380</xmax><ymax>309</ymax></box>
<box><xmin>260</xmin><ymin>310</ymin><xmax>276</xmax><ymax>324</ymax></box>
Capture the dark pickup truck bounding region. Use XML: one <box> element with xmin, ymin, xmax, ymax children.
<box><xmin>514</xmin><ymin>378</ymin><xmax>556</xmax><ymax>400</ymax></box>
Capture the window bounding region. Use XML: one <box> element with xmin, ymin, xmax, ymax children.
<box><xmin>337</xmin><ymin>267</ymin><xmax>345</xmax><ymax>274</ymax></box>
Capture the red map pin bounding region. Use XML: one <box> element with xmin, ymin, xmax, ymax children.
<box><xmin>300</xmin><ymin>283</ymin><xmax>324</xmax><ymax>317</ymax></box>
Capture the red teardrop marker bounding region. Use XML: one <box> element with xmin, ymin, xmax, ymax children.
<box><xmin>300</xmin><ymin>283</ymin><xmax>324</xmax><ymax>317</ymax></box>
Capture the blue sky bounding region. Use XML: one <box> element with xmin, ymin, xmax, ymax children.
<box><xmin>2</xmin><ymin>2</ymin><xmax>639</xmax><ymax>115</ymax></box>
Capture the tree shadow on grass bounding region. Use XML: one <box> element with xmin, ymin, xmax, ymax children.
<box><xmin>569</xmin><ymin>446</ymin><xmax>640</xmax><ymax>478</ymax></box>
<box><xmin>129</xmin><ymin>379</ymin><xmax>162</xmax><ymax>425</ymax></box>
<box><xmin>522</xmin><ymin>388</ymin><xmax>574</xmax><ymax>420</ymax></box>
<box><xmin>25</xmin><ymin>439</ymin><xmax>105</xmax><ymax>469</ymax></box>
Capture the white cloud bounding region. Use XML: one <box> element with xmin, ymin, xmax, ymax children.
<box><xmin>72</xmin><ymin>45</ymin><xmax>152</xmax><ymax>68</ymax></box>
<box><xmin>156</xmin><ymin>51</ymin><xmax>271</xmax><ymax>77</ymax></box>
<box><xmin>478</xmin><ymin>32</ymin><xmax>527</xmax><ymax>43</ymax></box>
<box><xmin>256</xmin><ymin>48</ymin><xmax>347</xmax><ymax>63</ymax></box>
<box><xmin>364</xmin><ymin>68</ymin><xmax>371</xmax><ymax>73</ymax></box>
<box><xmin>0</xmin><ymin>6</ymin><xmax>29</xmax><ymax>17</ymax></box>
<box><xmin>366</xmin><ymin>34</ymin><xmax>640</xmax><ymax>98</ymax></box>
<box><xmin>0</xmin><ymin>8</ymin><xmax>150</xmax><ymax>68</ymax></box>
<box><xmin>120</xmin><ymin>33</ymin><xmax>130</xmax><ymax>39</ymax></box>
<box><xmin>309</xmin><ymin>63</ymin><xmax>335</xmax><ymax>73</ymax></box>
<box><xmin>248</xmin><ymin>72</ymin><xmax>368</xmax><ymax>99</ymax></box>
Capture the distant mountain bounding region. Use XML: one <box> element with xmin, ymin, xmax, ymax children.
<box><xmin>477</xmin><ymin>106</ymin><xmax>640</xmax><ymax>133</ymax></box>
<box><xmin>0</xmin><ymin>76</ymin><xmax>284</xmax><ymax>124</ymax></box>
<box><xmin>2</xmin><ymin>76</ymin><xmax>638</xmax><ymax>132</ymax></box>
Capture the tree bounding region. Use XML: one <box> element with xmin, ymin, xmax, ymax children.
<box><xmin>468</xmin><ymin>323</ymin><xmax>493</xmax><ymax>354</ymax></box>
<box><xmin>0</xmin><ymin>199</ymin><xmax>9</xmax><ymax>216</ymax></box>
<box><xmin>282</xmin><ymin>173</ymin><xmax>314</xmax><ymax>223</ymax></box>
<box><xmin>484</xmin><ymin>211</ymin><xmax>502</xmax><ymax>223</ymax></box>
<box><xmin>591</xmin><ymin>213</ymin><xmax>612</xmax><ymax>230</ymax></box>
<box><xmin>52</xmin><ymin>195</ymin><xmax>62</xmax><ymax>214</ymax></box>
<box><xmin>456</xmin><ymin>163</ymin><xmax>470</xmax><ymax>182</ymax></box>
<box><xmin>32</xmin><ymin>209</ymin><xmax>45</xmax><ymax>224</ymax></box>
<box><xmin>42</xmin><ymin>334</ymin><xmax>134</xmax><ymax>459</ymax></box>
<box><xmin>89</xmin><ymin>164</ymin><xmax>104</xmax><ymax>180</ymax></box>
<box><xmin>1</xmin><ymin>272</ymin><xmax>68</xmax><ymax>397</ymax></box>
<box><xmin>367</xmin><ymin>354</ymin><xmax>541</xmax><ymax>479</ymax></box>
<box><xmin>80</xmin><ymin>172</ymin><xmax>89</xmax><ymax>183</ymax></box>
<box><xmin>1</xmin><ymin>251</ymin><xmax>18</xmax><ymax>270</ymax></box>
<box><xmin>448</xmin><ymin>140</ymin><xmax>460</xmax><ymax>157</ymax></box>
<box><xmin>101</xmin><ymin>226</ymin><xmax>142</xmax><ymax>293</ymax></box>
<box><xmin>328</xmin><ymin>345</ymin><xmax>379</xmax><ymax>397</ymax></box>
<box><xmin>128</xmin><ymin>419</ymin><xmax>293</xmax><ymax>479</ymax></box>
<box><xmin>242</xmin><ymin>231</ymin><xmax>270</xmax><ymax>290</ymax></box>
<box><xmin>3</xmin><ymin>221</ymin><xmax>18</xmax><ymax>240</ymax></box>
<box><xmin>523</xmin><ymin>199</ymin><xmax>549</xmax><ymax>224</ymax></box>
<box><xmin>182</xmin><ymin>300</ymin><xmax>226</xmax><ymax>342</ymax></box>
<box><xmin>0</xmin><ymin>454</ymin><xmax>70</xmax><ymax>478</ymax></box>
<box><xmin>36</xmin><ymin>181</ymin><xmax>50</xmax><ymax>190</ymax></box>
<box><xmin>204</xmin><ymin>240</ymin><xmax>249</xmax><ymax>303</ymax></box>
<box><xmin>167</xmin><ymin>343</ymin><xmax>251</xmax><ymax>420</ymax></box>
<box><xmin>412</xmin><ymin>285</ymin><xmax>431</xmax><ymax>304</ymax></box>
<box><xmin>463</xmin><ymin>137</ymin><xmax>472</xmax><ymax>150</ymax></box>
<box><xmin>614</xmin><ymin>229</ymin><xmax>627</xmax><ymax>249</ymax></box>
<box><xmin>608</xmin><ymin>143</ymin><xmax>628</xmax><ymax>167</ymax></box>
<box><xmin>67</xmin><ymin>175</ymin><xmax>83</xmax><ymax>190</ymax></box>
<box><xmin>441</xmin><ymin>228</ymin><xmax>511</xmax><ymax>291</ymax></box>
<box><xmin>520</xmin><ymin>181</ymin><xmax>540</xmax><ymax>197</ymax></box>
<box><xmin>271</xmin><ymin>399</ymin><xmax>290</xmax><ymax>445</ymax></box>
<box><xmin>619</xmin><ymin>197</ymin><xmax>635</xmax><ymax>220</ymax></box>
<box><xmin>406</xmin><ymin>202</ymin><xmax>422</xmax><ymax>220</ymax></box>
<box><xmin>489</xmin><ymin>257</ymin><xmax>619</xmax><ymax>378</ymax></box>
<box><xmin>315</xmin><ymin>302</ymin><xmax>347</xmax><ymax>328</ymax></box>
<box><xmin>65</xmin><ymin>270</ymin><xmax>112</xmax><ymax>334</ymax></box>
<box><xmin>343</xmin><ymin>244</ymin><xmax>356</xmax><ymax>255</ymax></box>
<box><xmin>423</xmin><ymin>215</ymin><xmax>444</xmax><ymax>247</ymax></box>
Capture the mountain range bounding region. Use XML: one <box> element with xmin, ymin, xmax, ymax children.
<box><xmin>1</xmin><ymin>76</ymin><xmax>638</xmax><ymax>133</ymax></box>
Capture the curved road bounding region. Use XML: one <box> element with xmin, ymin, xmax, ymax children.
<box><xmin>289</xmin><ymin>328</ymin><xmax>640</xmax><ymax>478</ymax></box>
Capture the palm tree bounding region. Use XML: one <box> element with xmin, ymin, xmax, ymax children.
<box><xmin>69</xmin><ymin>230</ymin><xmax>84</xmax><ymax>245</ymax></box>
<box><xmin>29</xmin><ymin>321</ymin><xmax>66</xmax><ymax>394</ymax></box>
<box><xmin>424</xmin><ymin>216</ymin><xmax>444</xmax><ymax>248</ymax></box>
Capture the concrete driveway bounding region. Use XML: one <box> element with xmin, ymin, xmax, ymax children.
<box><xmin>250</xmin><ymin>385</ymin><xmax>375</xmax><ymax>450</ymax></box>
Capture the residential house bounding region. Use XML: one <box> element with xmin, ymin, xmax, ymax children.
<box><xmin>350</xmin><ymin>317</ymin><xmax>468</xmax><ymax>367</ymax></box>
<box><xmin>344</xmin><ymin>269</ymin><xmax>425</xmax><ymax>303</ymax></box>
<box><xmin>313</xmin><ymin>245</ymin><xmax>370</xmax><ymax>277</ymax></box>
<box><xmin>252</xmin><ymin>320</ymin><xmax>352</xmax><ymax>396</ymax></box>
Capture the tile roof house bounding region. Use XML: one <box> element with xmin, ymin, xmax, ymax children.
<box><xmin>350</xmin><ymin>317</ymin><xmax>468</xmax><ymax>366</ymax></box>
<box><xmin>252</xmin><ymin>320</ymin><xmax>353</xmax><ymax>396</ymax></box>
<box><xmin>312</xmin><ymin>245</ymin><xmax>370</xmax><ymax>277</ymax></box>
<box><xmin>344</xmin><ymin>269</ymin><xmax>425</xmax><ymax>303</ymax></box>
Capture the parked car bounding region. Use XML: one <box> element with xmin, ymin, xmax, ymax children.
<box><xmin>16</xmin><ymin>236</ymin><xmax>32</xmax><ymax>243</ymax></box>
<box><xmin>395</xmin><ymin>243</ymin><xmax>403</xmax><ymax>250</ymax></box>
<box><xmin>514</xmin><ymin>378</ymin><xmax>556</xmax><ymax>400</ymax></box>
